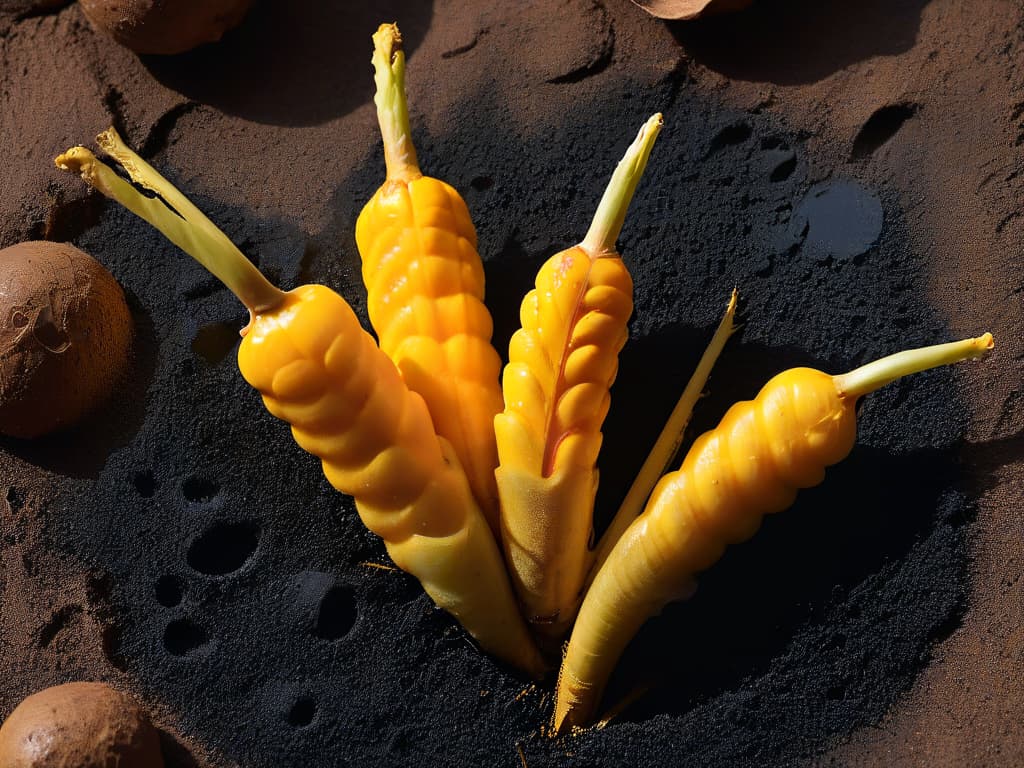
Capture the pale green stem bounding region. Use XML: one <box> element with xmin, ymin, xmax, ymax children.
<box><xmin>55</xmin><ymin>127</ymin><xmax>285</xmax><ymax>317</ymax></box>
<box><xmin>580</xmin><ymin>113</ymin><xmax>663</xmax><ymax>257</ymax></box>
<box><xmin>372</xmin><ymin>23</ymin><xmax>421</xmax><ymax>182</ymax></box>
<box><xmin>587</xmin><ymin>289</ymin><xmax>739</xmax><ymax>584</ymax></box>
<box><xmin>833</xmin><ymin>333</ymin><xmax>994</xmax><ymax>399</ymax></box>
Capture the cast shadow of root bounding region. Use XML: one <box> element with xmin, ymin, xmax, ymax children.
<box><xmin>142</xmin><ymin>0</ymin><xmax>434</xmax><ymax>127</ymax></box>
<box><xmin>669</xmin><ymin>0</ymin><xmax>932</xmax><ymax>86</ymax></box>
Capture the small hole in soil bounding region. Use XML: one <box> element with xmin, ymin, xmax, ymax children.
<box><xmin>133</xmin><ymin>470</ymin><xmax>158</xmax><ymax>498</ymax></box>
<box><xmin>38</xmin><ymin>605</ymin><xmax>83</xmax><ymax>648</ymax></box>
<box><xmin>709</xmin><ymin>121</ymin><xmax>752</xmax><ymax>153</ymax></box>
<box><xmin>182</xmin><ymin>476</ymin><xmax>219</xmax><ymax>503</ymax></box>
<box><xmin>101</xmin><ymin>622</ymin><xmax>128</xmax><ymax>671</ymax></box>
<box><xmin>826</xmin><ymin>684</ymin><xmax>846</xmax><ymax>700</ymax></box>
<box><xmin>850</xmin><ymin>102</ymin><xmax>919</xmax><ymax>160</ymax></box>
<box><xmin>287</xmin><ymin>697</ymin><xmax>317</xmax><ymax>727</ymax></box>
<box><xmin>187</xmin><ymin>521</ymin><xmax>260</xmax><ymax>576</ymax></box>
<box><xmin>471</xmin><ymin>175</ymin><xmax>493</xmax><ymax>191</ymax></box>
<box><xmin>6</xmin><ymin>486</ymin><xmax>22</xmax><ymax>511</ymax></box>
<box><xmin>770</xmin><ymin>156</ymin><xmax>797</xmax><ymax>182</ymax></box>
<box><xmin>155</xmin><ymin>575</ymin><xmax>184</xmax><ymax>607</ymax></box>
<box><xmin>314</xmin><ymin>585</ymin><xmax>357</xmax><ymax>641</ymax></box>
<box><xmin>164</xmin><ymin>619</ymin><xmax>208</xmax><ymax>656</ymax></box>
<box><xmin>192</xmin><ymin>322</ymin><xmax>240</xmax><ymax>365</ymax></box>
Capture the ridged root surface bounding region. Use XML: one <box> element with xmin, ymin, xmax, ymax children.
<box><xmin>356</xmin><ymin>175</ymin><xmax>504</xmax><ymax>528</ymax></box>
<box><xmin>238</xmin><ymin>284</ymin><xmax>541</xmax><ymax>675</ymax></box>
<box><xmin>555</xmin><ymin>367</ymin><xmax>858</xmax><ymax>731</ymax></box>
<box><xmin>495</xmin><ymin>247</ymin><xmax>633</xmax><ymax>639</ymax></box>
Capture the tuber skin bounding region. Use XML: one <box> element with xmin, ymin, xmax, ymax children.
<box><xmin>0</xmin><ymin>682</ymin><xmax>164</xmax><ymax>768</ymax></box>
<box><xmin>630</xmin><ymin>0</ymin><xmax>754</xmax><ymax>20</ymax></box>
<box><xmin>78</xmin><ymin>0</ymin><xmax>254</xmax><ymax>55</ymax></box>
<box><xmin>0</xmin><ymin>240</ymin><xmax>133</xmax><ymax>439</ymax></box>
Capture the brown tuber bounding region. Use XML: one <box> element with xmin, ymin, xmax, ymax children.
<box><xmin>0</xmin><ymin>241</ymin><xmax>132</xmax><ymax>439</ymax></box>
<box><xmin>78</xmin><ymin>0</ymin><xmax>254</xmax><ymax>55</ymax></box>
<box><xmin>0</xmin><ymin>682</ymin><xmax>164</xmax><ymax>767</ymax></box>
<box><xmin>630</xmin><ymin>0</ymin><xmax>754</xmax><ymax>20</ymax></box>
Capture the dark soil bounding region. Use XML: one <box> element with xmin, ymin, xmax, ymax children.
<box><xmin>1</xmin><ymin>1</ymin><xmax>1021</xmax><ymax>766</ymax></box>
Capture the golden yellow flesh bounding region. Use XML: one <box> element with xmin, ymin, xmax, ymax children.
<box><xmin>495</xmin><ymin>114</ymin><xmax>661</xmax><ymax>642</ymax></box>
<box><xmin>356</xmin><ymin>175</ymin><xmax>503</xmax><ymax>526</ymax></box>
<box><xmin>496</xmin><ymin>247</ymin><xmax>632</xmax><ymax>637</ymax></box>
<box><xmin>356</xmin><ymin>22</ymin><xmax>504</xmax><ymax>529</ymax></box>
<box><xmin>554</xmin><ymin>332</ymin><xmax>994</xmax><ymax>731</ymax></box>
<box><xmin>238</xmin><ymin>285</ymin><xmax>541</xmax><ymax>674</ymax></box>
<box><xmin>554</xmin><ymin>367</ymin><xmax>857</xmax><ymax>731</ymax></box>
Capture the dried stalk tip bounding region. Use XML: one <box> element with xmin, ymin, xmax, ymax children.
<box><xmin>55</xmin><ymin>128</ymin><xmax>286</xmax><ymax>317</ymax></box>
<box><xmin>373</xmin><ymin>21</ymin><xmax>402</xmax><ymax>60</ymax></box>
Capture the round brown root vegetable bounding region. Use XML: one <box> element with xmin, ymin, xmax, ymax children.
<box><xmin>0</xmin><ymin>240</ymin><xmax>132</xmax><ymax>439</ymax></box>
<box><xmin>78</xmin><ymin>0</ymin><xmax>254</xmax><ymax>55</ymax></box>
<box><xmin>0</xmin><ymin>682</ymin><xmax>164</xmax><ymax>768</ymax></box>
<box><xmin>630</xmin><ymin>0</ymin><xmax>754</xmax><ymax>20</ymax></box>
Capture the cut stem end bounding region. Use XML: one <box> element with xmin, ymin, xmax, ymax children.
<box><xmin>580</xmin><ymin>113</ymin><xmax>664</xmax><ymax>257</ymax></box>
<box><xmin>833</xmin><ymin>333</ymin><xmax>994</xmax><ymax>400</ymax></box>
<box><xmin>372</xmin><ymin>22</ymin><xmax>421</xmax><ymax>182</ymax></box>
<box><xmin>55</xmin><ymin>127</ymin><xmax>286</xmax><ymax>316</ymax></box>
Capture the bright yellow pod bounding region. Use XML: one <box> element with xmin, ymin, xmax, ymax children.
<box><xmin>238</xmin><ymin>285</ymin><xmax>539</xmax><ymax>672</ymax></box>
<box><xmin>496</xmin><ymin>115</ymin><xmax>661</xmax><ymax>644</ymax></box>
<box><xmin>554</xmin><ymin>334</ymin><xmax>994</xmax><ymax>732</ymax></box>
<box><xmin>356</xmin><ymin>23</ymin><xmax>503</xmax><ymax>529</ymax></box>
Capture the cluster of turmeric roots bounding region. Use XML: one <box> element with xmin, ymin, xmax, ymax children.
<box><xmin>55</xmin><ymin>22</ymin><xmax>992</xmax><ymax>734</ymax></box>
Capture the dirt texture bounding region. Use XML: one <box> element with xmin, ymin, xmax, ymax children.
<box><xmin>0</xmin><ymin>1</ymin><xmax>1020</xmax><ymax>767</ymax></box>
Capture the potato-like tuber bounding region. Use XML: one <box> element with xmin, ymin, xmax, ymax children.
<box><xmin>630</xmin><ymin>0</ymin><xmax>754</xmax><ymax>20</ymax></box>
<box><xmin>78</xmin><ymin>0</ymin><xmax>254</xmax><ymax>55</ymax></box>
<box><xmin>0</xmin><ymin>682</ymin><xmax>164</xmax><ymax>768</ymax></box>
<box><xmin>0</xmin><ymin>240</ymin><xmax>132</xmax><ymax>439</ymax></box>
